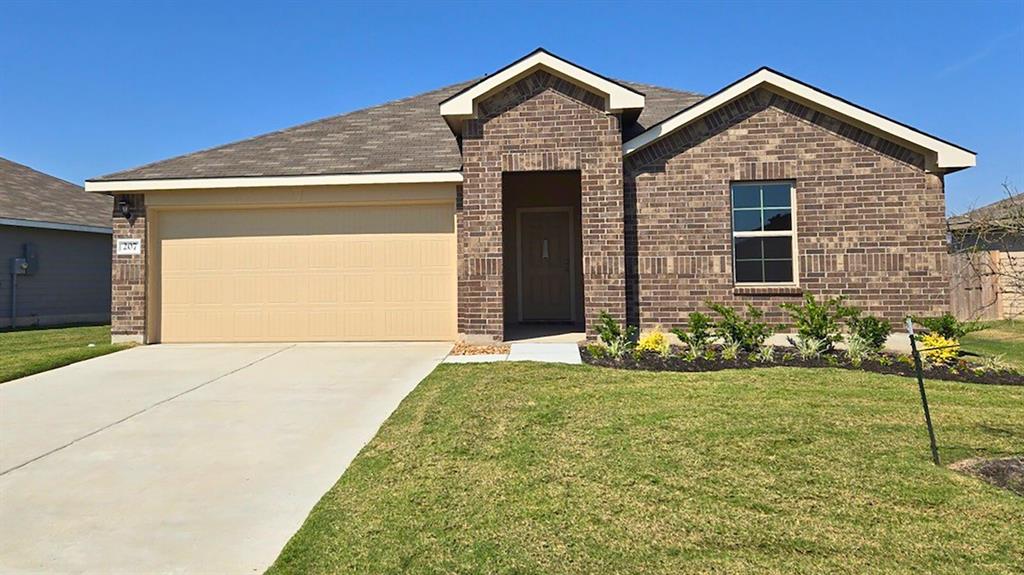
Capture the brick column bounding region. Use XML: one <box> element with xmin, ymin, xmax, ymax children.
<box><xmin>458</xmin><ymin>126</ymin><xmax>505</xmax><ymax>343</ymax></box>
<box><xmin>110</xmin><ymin>194</ymin><xmax>147</xmax><ymax>343</ymax></box>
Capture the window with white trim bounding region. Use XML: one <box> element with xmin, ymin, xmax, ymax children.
<box><xmin>731</xmin><ymin>182</ymin><xmax>796</xmax><ymax>284</ymax></box>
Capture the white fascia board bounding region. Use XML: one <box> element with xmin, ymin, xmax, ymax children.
<box><xmin>623</xmin><ymin>69</ymin><xmax>976</xmax><ymax>170</ymax></box>
<box><xmin>84</xmin><ymin>171</ymin><xmax>464</xmax><ymax>193</ymax></box>
<box><xmin>0</xmin><ymin>217</ymin><xmax>111</xmax><ymax>234</ymax></box>
<box><xmin>440</xmin><ymin>51</ymin><xmax>645</xmax><ymax>118</ymax></box>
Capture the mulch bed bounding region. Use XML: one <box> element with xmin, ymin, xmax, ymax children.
<box><xmin>580</xmin><ymin>345</ymin><xmax>1024</xmax><ymax>386</ymax></box>
<box><xmin>950</xmin><ymin>457</ymin><xmax>1024</xmax><ymax>496</ymax></box>
<box><xmin>450</xmin><ymin>342</ymin><xmax>511</xmax><ymax>356</ymax></box>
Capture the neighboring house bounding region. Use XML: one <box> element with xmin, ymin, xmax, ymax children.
<box><xmin>947</xmin><ymin>193</ymin><xmax>1023</xmax><ymax>320</ymax></box>
<box><xmin>85</xmin><ymin>49</ymin><xmax>976</xmax><ymax>344</ymax></box>
<box><xmin>1</xmin><ymin>157</ymin><xmax>112</xmax><ymax>328</ymax></box>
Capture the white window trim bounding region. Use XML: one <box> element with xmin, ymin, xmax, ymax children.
<box><xmin>731</xmin><ymin>181</ymin><xmax>799</xmax><ymax>287</ymax></box>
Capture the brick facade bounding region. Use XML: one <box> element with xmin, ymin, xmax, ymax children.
<box><xmin>106</xmin><ymin>76</ymin><xmax>954</xmax><ymax>344</ymax></box>
<box><xmin>624</xmin><ymin>89</ymin><xmax>949</xmax><ymax>329</ymax></box>
<box><xmin>110</xmin><ymin>194</ymin><xmax>146</xmax><ymax>343</ymax></box>
<box><xmin>458</xmin><ymin>70</ymin><xmax>625</xmax><ymax>342</ymax></box>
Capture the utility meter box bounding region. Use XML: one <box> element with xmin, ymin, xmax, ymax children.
<box><xmin>10</xmin><ymin>257</ymin><xmax>28</xmax><ymax>275</ymax></box>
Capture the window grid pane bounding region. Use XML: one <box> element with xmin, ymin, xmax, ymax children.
<box><xmin>731</xmin><ymin>182</ymin><xmax>795</xmax><ymax>284</ymax></box>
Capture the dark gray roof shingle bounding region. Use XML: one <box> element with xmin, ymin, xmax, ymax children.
<box><xmin>92</xmin><ymin>78</ymin><xmax>704</xmax><ymax>182</ymax></box>
<box><xmin>948</xmin><ymin>193</ymin><xmax>1024</xmax><ymax>231</ymax></box>
<box><xmin>1</xmin><ymin>157</ymin><xmax>111</xmax><ymax>229</ymax></box>
<box><xmin>620</xmin><ymin>81</ymin><xmax>704</xmax><ymax>140</ymax></box>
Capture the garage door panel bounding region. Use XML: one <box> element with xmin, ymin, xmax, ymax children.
<box><xmin>158</xmin><ymin>204</ymin><xmax>456</xmax><ymax>342</ymax></box>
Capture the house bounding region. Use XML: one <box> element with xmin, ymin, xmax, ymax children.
<box><xmin>1</xmin><ymin>157</ymin><xmax>112</xmax><ymax>328</ymax></box>
<box><xmin>947</xmin><ymin>193</ymin><xmax>1023</xmax><ymax>320</ymax></box>
<box><xmin>85</xmin><ymin>49</ymin><xmax>975</xmax><ymax>344</ymax></box>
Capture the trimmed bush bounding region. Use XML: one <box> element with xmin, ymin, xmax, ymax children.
<box><xmin>848</xmin><ymin>314</ymin><xmax>892</xmax><ymax>353</ymax></box>
<box><xmin>915</xmin><ymin>313</ymin><xmax>982</xmax><ymax>340</ymax></box>
<box><xmin>707</xmin><ymin>302</ymin><xmax>772</xmax><ymax>353</ymax></box>
<box><xmin>595</xmin><ymin>311</ymin><xmax>636</xmax><ymax>359</ymax></box>
<box><xmin>670</xmin><ymin>312</ymin><xmax>713</xmax><ymax>354</ymax></box>
<box><xmin>780</xmin><ymin>293</ymin><xmax>857</xmax><ymax>352</ymax></box>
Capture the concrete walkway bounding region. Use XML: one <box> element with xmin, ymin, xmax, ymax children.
<box><xmin>0</xmin><ymin>342</ymin><xmax>449</xmax><ymax>575</ymax></box>
<box><xmin>443</xmin><ymin>342</ymin><xmax>582</xmax><ymax>364</ymax></box>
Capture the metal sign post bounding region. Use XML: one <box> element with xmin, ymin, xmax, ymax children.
<box><xmin>906</xmin><ymin>318</ymin><xmax>940</xmax><ymax>466</ymax></box>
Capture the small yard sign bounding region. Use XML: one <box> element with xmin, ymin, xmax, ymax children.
<box><xmin>116</xmin><ymin>239</ymin><xmax>142</xmax><ymax>255</ymax></box>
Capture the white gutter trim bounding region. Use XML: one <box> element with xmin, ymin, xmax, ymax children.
<box><xmin>622</xmin><ymin>68</ymin><xmax>976</xmax><ymax>170</ymax></box>
<box><xmin>440</xmin><ymin>50</ymin><xmax>645</xmax><ymax>118</ymax></box>
<box><xmin>0</xmin><ymin>217</ymin><xmax>111</xmax><ymax>234</ymax></box>
<box><xmin>84</xmin><ymin>171</ymin><xmax>465</xmax><ymax>192</ymax></box>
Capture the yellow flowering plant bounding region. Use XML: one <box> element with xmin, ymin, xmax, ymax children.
<box><xmin>636</xmin><ymin>327</ymin><xmax>670</xmax><ymax>357</ymax></box>
<box><xmin>919</xmin><ymin>333</ymin><xmax>960</xmax><ymax>364</ymax></box>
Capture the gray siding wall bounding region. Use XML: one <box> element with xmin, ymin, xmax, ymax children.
<box><xmin>0</xmin><ymin>225</ymin><xmax>111</xmax><ymax>327</ymax></box>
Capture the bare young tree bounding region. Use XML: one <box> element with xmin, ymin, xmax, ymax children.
<box><xmin>948</xmin><ymin>182</ymin><xmax>1024</xmax><ymax>320</ymax></box>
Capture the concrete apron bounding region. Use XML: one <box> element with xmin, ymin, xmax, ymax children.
<box><xmin>0</xmin><ymin>342</ymin><xmax>449</xmax><ymax>575</ymax></box>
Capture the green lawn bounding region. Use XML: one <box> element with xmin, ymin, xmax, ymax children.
<box><xmin>961</xmin><ymin>320</ymin><xmax>1024</xmax><ymax>368</ymax></box>
<box><xmin>269</xmin><ymin>363</ymin><xmax>1024</xmax><ymax>575</ymax></box>
<box><xmin>0</xmin><ymin>325</ymin><xmax>131</xmax><ymax>383</ymax></box>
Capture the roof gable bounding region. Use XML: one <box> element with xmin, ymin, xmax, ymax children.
<box><xmin>439</xmin><ymin>49</ymin><xmax>645</xmax><ymax>128</ymax></box>
<box><xmin>623</xmin><ymin>67</ymin><xmax>976</xmax><ymax>173</ymax></box>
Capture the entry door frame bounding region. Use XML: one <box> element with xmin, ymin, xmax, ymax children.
<box><xmin>515</xmin><ymin>206</ymin><xmax>577</xmax><ymax>323</ymax></box>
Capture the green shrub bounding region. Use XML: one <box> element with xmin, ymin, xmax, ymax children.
<box><xmin>789</xmin><ymin>335</ymin><xmax>824</xmax><ymax>360</ymax></box>
<box><xmin>780</xmin><ymin>293</ymin><xmax>857</xmax><ymax>352</ymax></box>
<box><xmin>754</xmin><ymin>345</ymin><xmax>776</xmax><ymax>363</ymax></box>
<box><xmin>845</xmin><ymin>332</ymin><xmax>872</xmax><ymax>366</ymax></box>
<box><xmin>975</xmin><ymin>354</ymin><xmax>1012</xmax><ymax>373</ymax></box>
<box><xmin>847</xmin><ymin>314</ymin><xmax>892</xmax><ymax>353</ymax></box>
<box><xmin>707</xmin><ymin>302</ymin><xmax>772</xmax><ymax>353</ymax></box>
<box><xmin>585</xmin><ymin>343</ymin><xmax>608</xmax><ymax>359</ymax></box>
<box><xmin>721</xmin><ymin>340</ymin><xmax>741</xmax><ymax>361</ymax></box>
<box><xmin>914</xmin><ymin>313</ymin><xmax>983</xmax><ymax>340</ymax></box>
<box><xmin>595</xmin><ymin>311</ymin><xmax>637</xmax><ymax>359</ymax></box>
<box><xmin>670</xmin><ymin>312</ymin><xmax>713</xmax><ymax>354</ymax></box>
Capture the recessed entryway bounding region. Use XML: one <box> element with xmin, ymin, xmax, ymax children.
<box><xmin>502</xmin><ymin>171</ymin><xmax>585</xmax><ymax>341</ymax></box>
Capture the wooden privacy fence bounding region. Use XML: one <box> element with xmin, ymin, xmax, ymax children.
<box><xmin>949</xmin><ymin>250</ymin><xmax>1003</xmax><ymax>321</ymax></box>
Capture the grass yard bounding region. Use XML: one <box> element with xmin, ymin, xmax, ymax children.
<box><xmin>0</xmin><ymin>325</ymin><xmax>130</xmax><ymax>383</ymax></box>
<box><xmin>270</xmin><ymin>363</ymin><xmax>1024</xmax><ymax>575</ymax></box>
<box><xmin>961</xmin><ymin>320</ymin><xmax>1024</xmax><ymax>369</ymax></box>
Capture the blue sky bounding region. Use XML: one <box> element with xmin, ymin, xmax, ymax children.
<box><xmin>1</xmin><ymin>0</ymin><xmax>1021</xmax><ymax>214</ymax></box>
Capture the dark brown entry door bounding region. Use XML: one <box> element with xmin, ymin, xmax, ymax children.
<box><xmin>519</xmin><ymin>209</ymin><xmax>573</xmax><ymax>321</ymax></box>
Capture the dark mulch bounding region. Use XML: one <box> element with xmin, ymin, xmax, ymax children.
<box><xmin>580</xmin><ymin>345</ymin><xmax>1024</xmax><ymax>386</ymax></box>
<box><xmin>951</xmin><ymin>457</ymin><xmax>1024</xmax><ymax>496</ymax></box>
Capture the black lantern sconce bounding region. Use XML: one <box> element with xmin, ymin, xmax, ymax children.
<box><xmin>117</xmin><ymin>199</ymin><xmax>133</xmax><ymax>221</ymax></box>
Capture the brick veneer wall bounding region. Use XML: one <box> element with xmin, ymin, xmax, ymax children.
<box><xmin>624</xmin><ymin>88</ymin><xmax>949</xmax><ymax>330</ymax></box>
<box><xmin>458</xmin><ymin>70</ymin><xmax>625</xmax><ymax>342</ymax></box>
<box><xmin>110</xmin><ymin>193</ymin><xmax>146</xmax><ymax>343</ymax></box>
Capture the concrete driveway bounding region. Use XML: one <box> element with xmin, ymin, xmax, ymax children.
<box><xmin>0</xmin><ymin>342</ymin><xmax>450</xmax><ymax>574</ymax></box>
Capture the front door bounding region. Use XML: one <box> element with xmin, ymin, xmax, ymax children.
<box><xmin>518</xmin><ymin>208</ymin><xmax>573</xmax><ymax>322</ymax></box>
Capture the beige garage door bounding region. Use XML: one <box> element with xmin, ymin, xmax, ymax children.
<box><xmin>156</xmin><ymin>203</ymin><xmax>456</xmax><ymax>342</ymax></box>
